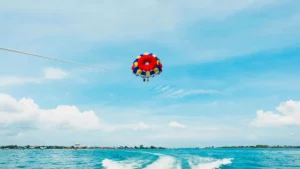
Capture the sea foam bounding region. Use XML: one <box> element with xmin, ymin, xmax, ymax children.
<box><xmin>102</xmin><ymin>152</ymin><xmax>232</xmax><ymax>169</ymax></box>
<box><xmin>188</xmin><ymin>156</ymin><xmax>233</xmax><ymax>169</ymax></box>
<box><xmin>102</xmin><ymin>158</ymin><xmax>142</xmax><ymax>169</ymax></box>
<box><xmin>144</xmin><ymin>155</ymin><xmax>181</xmax><ymax>169</ymax></box>
<box><xmin>102</xmin><ymin>154</ymin><xmax>181</xmax><ymax>169</ymax></box>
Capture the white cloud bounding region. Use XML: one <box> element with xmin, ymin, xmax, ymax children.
<box><xmin>43</xmin><ymin>67</ymin><xmax>68</xmax><ymax>79</ymax></box>
<box><xmin>0</xmin><ymin>93</ymin><xmax>102</xmax><ymax>130</ymax></box>
<box><xmin>0</xmin><ymin>67</ymin><xmax>68</xmax><ymax>87</ymax></box>
<box><xmin>169</xmin><ymin>121</ymin><xmax>186</xmax><ymax>128</ymax></box>
<box><xmin>0</xmin><ymin>93</ymin><xmax>157</xmax><ymax>133</ymax></box>
<box><xmin>251</xmin><ymin>100</ymin><xmax>300</xmax><ymax>127</ymax></box>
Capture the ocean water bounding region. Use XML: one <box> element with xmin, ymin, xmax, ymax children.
<box><xmin>1</xmin><ymin>148</ymin><xmax>300</xmax><ymax>169</ymax></box>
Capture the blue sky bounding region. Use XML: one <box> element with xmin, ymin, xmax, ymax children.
<box><xmin>1</xmin><ymin>0</ymin><xmax>300</xmax><ymax>147</ymax></box>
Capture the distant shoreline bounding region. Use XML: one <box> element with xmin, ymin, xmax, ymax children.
<box><xmin>206</xmin><ymin>145</ymin><xmax>300</xmax><ymax>149</ymax></box>
<box><xmin>1</xmin><ymin>145</ymin><xmax>300</xmax><ymax>150</ymax></box>
<box><xmin>0</xmin><ymin>145</ymin><xmax>167</xmax><ymax>150</ymax></box>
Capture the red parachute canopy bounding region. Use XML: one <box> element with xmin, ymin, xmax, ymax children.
<box><xmin>132</xmin><ymin>52</ymin><xmax>162</xmax><ymax>82</ymax></box>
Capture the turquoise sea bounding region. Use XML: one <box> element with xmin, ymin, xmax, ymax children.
<box><xmin>1</xmin><ymin>148</ymin><xmax>300</xmax><ymax>168</ymax></box>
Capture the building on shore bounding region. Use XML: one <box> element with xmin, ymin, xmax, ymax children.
<box><xmin>75</xmin><ymin>142</ymin><xmax>80</xmax><ymax>149</ymax></box>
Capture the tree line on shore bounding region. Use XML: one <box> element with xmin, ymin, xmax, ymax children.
<box><xmin>0</xmin><ymin>145</ymin><xmax>166</xmax><ymax>150</ymax></box>
<box><xmin>206</xmin><ymin>145</ymin><xmax>300</xmax><ymax>148</ymax></box>
<box><xmin>1</xmin><ymin>144</ymin><xmax>300</xmax><ymax>150</ymax></box>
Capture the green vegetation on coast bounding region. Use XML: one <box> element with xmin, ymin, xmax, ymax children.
<box><xmin>1</xmin><ymin>145</ymin><xmax>300</xmax><ymax>150</ymax></box>
<box><xmin>205</xmin><ymin>145</ymin><xmax>300</xmax><ymax>149</ymax></box>
<box><xmin>0</xmin><ymin>145</ymin><xmax>166</xmax><ymax>150</ymax></box>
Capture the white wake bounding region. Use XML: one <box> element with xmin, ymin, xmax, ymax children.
<box><xmin>102</xmin><ymin>153</ymin><xmax>232</xmax><ymax>169</ymax></box>
<box><xmin>102</xmin><ymin>154</ymin><xmax>181</xmax><ymax>169</ymax></box>
<box><xmin>144</xmin><ymin>155</ymin><xmax>181</xmax><ymax>169</ymax></box>
<box><xmin>188</xmin><ymin>156</ymin><xmax>233</xmax><ymax>169</ymax></box>
<box><xmin>102</xmin><ymin>158</ymin><xmax>143</xmax><ymax>169</ymax></box>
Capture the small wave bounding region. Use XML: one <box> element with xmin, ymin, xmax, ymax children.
<box><xmin>102</xmin><ymin>158</ymin><xmax>143</xmax><ymax>169</ymax></box>
<box><xmin>188</xmin><ymin>157</ymin><xmax>233</xmax><ymax>169</ymax></box>
<box><xmin>144</xmin><ymin>155</ymin><xmax>181</xmax><ymax>169</ymax></box>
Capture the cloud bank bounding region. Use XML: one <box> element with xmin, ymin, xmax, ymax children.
<box><xmin>251</xmin><ymin>100</ymin><xmax>300</xmax><ymax>127</ymax></box>
<box><xmin>0</xmin><ymin>93</ymin><xmax>101</xmax><ymax>130</ymax></box>
<box><xmin>0</xmin><ymin>93</ymin><xmax>155</xmax><ymax>133</ymax></box>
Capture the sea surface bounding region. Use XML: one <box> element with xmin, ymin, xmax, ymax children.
<box><xmin>1</xmin><ymin>148</ymin><xmax>300</xmax><ymax>169</ymax></box>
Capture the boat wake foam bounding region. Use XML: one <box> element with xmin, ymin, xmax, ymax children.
<box><xmin>188</xmin><ymin>156</ymin><xmax>233</xmax><ymax>169</ymax></box>
<box><xmin>102</xmin><ymin>154</ymin><xmax>180</xmax><ymax>169</ymax></box>
<box><xmin>102</xmin><ymin>158</ymin><xmax>143</xmax><ymax>169</ymax></box>
<box><xmin>144</xmin><ymin>155</ymin><xmax>180</xmax><ymax>169</ymax></box>
<box><xmin>102</xmin><ymin>153</ymin><xmax>232</xmax><ymax>169</ymax></box>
